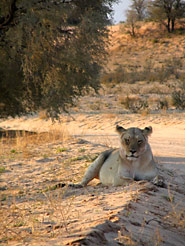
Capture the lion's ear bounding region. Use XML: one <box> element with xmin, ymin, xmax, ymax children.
<box><xmin>142</xmin><ymin>126</ymin><xmax>153</xmax><ymax>137</ymax></box>
<box><xmin>116</xmin><ymin>125</ymin><xmax>126</xmax><ymax>135</ymax></box>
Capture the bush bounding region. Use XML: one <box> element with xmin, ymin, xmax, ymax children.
<box><xmin>157</xmin><ymin>98</ymin><xmax>169</xmax><ymax>110</ymax></box>
<box><xmin>120</xmin><ymin>96</ymin><xmax>148</xmax><ymax>113</ymax></box>
<box><xmin>100</xmin><ymin>56</ymin><xmax>184</xmax><ymax>86</ymax></box>
<box><xmin>172</xmin><ymin>91</ymin><xmax>185</xmax><ymax>109</ymax></box>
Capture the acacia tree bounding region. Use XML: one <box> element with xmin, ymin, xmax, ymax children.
<box><xmin>125</xmin><ymin>9</ymin><xmax>139</xmax><ymax>37</ymax></box>
<box><xmin>148</xmin><ymin>0</ymin><xmax>185</xmax><ymax>32</ymax></box>
<box><xmin>130</xmin><ymin>0</ymin><xmax>147</xmax><ymax>20</ymax></box>
<box><xmin>125</xmin><ymin>0</ymin><xmax>147</xmax><ymax>37</ymax></box>
<box><xmin>0</xmin><ymin>0</ymin><xmax>116</xmax><ymax>119</ymax></box>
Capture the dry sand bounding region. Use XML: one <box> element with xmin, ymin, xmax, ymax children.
<box><xmin>0</xmin><ymin>112</ymin><xmax>185</xmax><ymax>245</ymax></box>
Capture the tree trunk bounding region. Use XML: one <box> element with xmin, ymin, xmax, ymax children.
<box><xmin>167</xmin><ymin>17</ymin><xmax>171</xmax><ymax>32</ymax></box>
<box><xmin>171</xmin><ymin>18</ymin><xmax>175</xmax><ymax>32</ymax></box>
<box><xmin>0</xmin><ymin>0</ymin><xmax>17</xmax><ymax>29</ymax></box>
<box><xmin>131</xmin><ymin>23</ymin><xmax>136</xmax><ymax>37</ymax></box>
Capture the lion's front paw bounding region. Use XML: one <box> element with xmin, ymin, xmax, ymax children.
<box><xmin>152</xmin><ymin>175</ymin><xmax>166</xmax><ymax>188</ymax></box>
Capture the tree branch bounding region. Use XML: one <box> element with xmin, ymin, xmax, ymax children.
<box><xmin>0</xmin><ymin>0</ymin><xmax>17</xmax><ymax>29</ymax></box>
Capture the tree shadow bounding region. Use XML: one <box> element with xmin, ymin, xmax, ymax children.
<box><xmin>156</xmin><ymin>156</ymin><xmax>185</xmax><ymax>164</ymax></box>
<box><xmin>155</xmin><ymin>156</ymin><xmax>185</xmax><ymax>173</ymax></box>
<box><xmin>0</xmin><ymin>129</ymin><xmax>36</xmax><ymax>138</ymax></box>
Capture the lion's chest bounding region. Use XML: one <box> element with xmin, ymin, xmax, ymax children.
<box><xmin>99</xmin><ymin>151</ymin><xmax>147</xmax><ymax>186</ymax></box>
<box><xmin>120</xmin><ymin>160</ymin><xmax>143</xmax><ymax>181</ymax></box>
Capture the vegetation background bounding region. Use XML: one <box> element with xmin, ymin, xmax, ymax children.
<box><xmin>0</xmin><ymin>0</ymin><xmax>117</xmax><ymax>118</ymax></box>
<box><xmin>0</xmin><ymin>0</ymin><xmax>185</xmax><ymax>119</ymax></box>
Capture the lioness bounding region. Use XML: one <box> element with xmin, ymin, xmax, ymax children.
<box><xmin>72</xmin><ymin>125</ymin><xmax>162</xmax><ymax>187</ymax></box>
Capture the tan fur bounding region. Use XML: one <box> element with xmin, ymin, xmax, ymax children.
<box><xmin>72</xmin><ymin>125</ymin><xmax>161</xmax><ymax>187</ymax></box>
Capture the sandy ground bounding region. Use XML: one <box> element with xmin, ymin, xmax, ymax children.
<box><xmin>0</xmin><ymin>112</ymin><xmax>185</xmax><ymax>245</ymax></box>
<box><xmin>1</xmin><ymin>21</ymin><xmax>185</xmax><ymax>245</ymax></box>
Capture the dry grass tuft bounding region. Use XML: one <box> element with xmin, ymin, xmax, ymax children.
<box><xmin>164</xmin><ymin>186</ymin><xmax>185</xmax><ymax>230</ymax></box>
<box><xmin>0</xmin><ymin>126</ymin><xmax>70</xmax><ymax>160</ymax></box>
<box><xmin>0</xmin><ymin>187</ymin><xmax>76</xmax><ymax>243</ymax></box>
<box><xmin>118</xmin><ymin>230</ymin><xmax>136</xmax><ymax>246</ymax></box>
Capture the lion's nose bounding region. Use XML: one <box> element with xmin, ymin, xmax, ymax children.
<box><xmin>130</xmin><ymin>150</ymin><xmax>136</xmax><ymax>154</ymax></box>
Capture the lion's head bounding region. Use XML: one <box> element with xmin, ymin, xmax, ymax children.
<box><xmin>116</xmin><ymin>125</ymin><xmax>152</xmax><ymax>161</ymax></box>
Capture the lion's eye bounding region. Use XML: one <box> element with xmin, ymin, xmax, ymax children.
<box><xmin>125</xmin><ymin>139</ymin><xmax>130</xmax><ymax>145</ymax></box>
<box><xmin>138</xmin><ymin>140</ymin><xmax>143</xmax><ymax>144</ymax></box>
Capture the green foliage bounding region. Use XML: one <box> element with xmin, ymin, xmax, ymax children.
<box><xmin>79</xmin><ymin>148</ymin><xmax>86</xmax><ymax>153</ymax></box>
<box><xmin>56</xmin><ymin>148</ymin><xmax>68</xmax><ymax>153</ymax></box>
<box><xmin>0</xmin><ymin>166</ymin><xmax>6</xmax><ymax>174</ymax></box>
<box><xmin>0</xmin><ymin>0</ymin><xmax>116</xmax><ymax>119</ymax></box>
<box><xmin>10</xmin><ymin>149</ymin><xmax>16</xmax><ymax>154</ymax></box>
<box><xmin>13</xmin><ymin>221</ymin><xmax>25</xmax><ymax>227</ymax></box>
<box><xmin>1</xmin><ymin>195</ymin><xmax>7</xmax><ymax>201</ymax></box>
